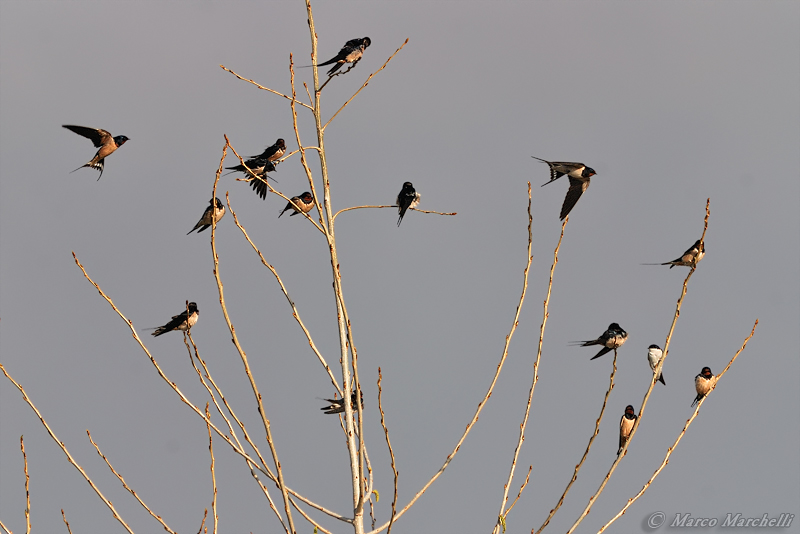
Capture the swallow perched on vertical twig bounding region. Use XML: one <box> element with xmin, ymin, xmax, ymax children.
<box><xmin>396</xmin><ymin>182</ymin><xmax>421</xmax><ymax>226</ymax></box>
<box><xmin>532</xmin><ymin>157</ymin><xmax>596</xmax><ymax>220</ymax></box>
<box><xmin>647</xmin><ymin>344</ymin><xmax>666</xmax><ymax>385</ymax></box>
<box><xmin>151</xmin><ymin>302</ymin><xmax>199</xmax><ymax>337</ymax></box>
<box><xmin>278</xmin><ymin>192</ymin><xmax>315</xmax><ymax>218</ymax></box>
<box><xmin>645</xmin><ymin>239</ymin><xmax>705</xmax><ymax>269</ymax></box>
<box><xmin>187</xmin><ymin>198</ymin><xmax>225</xmax><ymax>234</ymax></box>
<box><xmin>317</xmin><ymin>37</ymin><xmax>371</xmax><ymax>75</ymax></box>
<box><xmin>691</xmin><ymin>366</ymin><xmax>716</xmax><ymax>407</ymax></box>
<box><xmin>618</xmin><ymin>405</ymin><xmax>637</xmax><ymax>456</ymax></box>
<box><xmin>319</xmin><ymin>390</ymin><xmax>364</xmax><ymax>414</ymax></box>
<box><xmin>574</xmin><ymin>323</ymin><xmax>628</xmax><ymax>360</ymax></box>
<box><xmin>63</xmin><ymin>125</ymin><xmax>129</xmax><ymax>180</ymax></box>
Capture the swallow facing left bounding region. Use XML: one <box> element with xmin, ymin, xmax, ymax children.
<box><xmin>575</xmin><ymin>323</ymin><xmax>628</xmax><ymax>360</ymax></box>
<box><xmin>317</xmin><ymin>37</ymin><xmax>371</xmax><ymax>75</ymax></box>
<box><xmin>396</xmin><ymin>182</ymin><xmax>421</xmax><ymax>226</ymax></box>
<box><xmin>618</xmin><ymin>405</ymin><xmax>637</xmax><ymax>456</ymax></box>
<box><xmin>152</xmin><ymin>302</ymin><xmax>199</xmax><ymax>337</ymax></box>
<box><xmin>691</xmin><ymin>366</ymin><xmax>716</xmax><ymax>407</ymax></box>
<box><xmin>648</xmin><ymin>239</ymin><xmax>705</xmax><ymax>269</ymax></box>
<box><xmin>278</xmin><ymin>192</ymin><xmax>315</xmax><ymax>218</ymax></box>
<box><xmin>187</xmin><ymin>198</ymin><xmax>225</xmax><ymax>234</ymax></box>
<box><xmin>320</xmin><ymin>390</ymin><xmax>364</xmax><ymax>415</ymax></box>
<box><xmin>532</xmin><ymin>157</ymin><xmax>596</xmax><ymax>220</ymax></box>
<box><xmin>647</xmin><ymin>344</ymin><xmax>666</xmax><ymax>385</ymax></box>
<box><xmin>63</xmin><ymin>125</ymin><xmax>129</xmax><ymax>180</ymax></box>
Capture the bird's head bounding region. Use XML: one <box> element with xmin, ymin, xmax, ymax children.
<box><xmin>362</xmin><ymin>37</ymin><xmax>372</xmax><ymax>48</ymax></box>
<box><xmin>114</xmin><ymin>135</ymin><xmax>130</xmax><ymax>146</ymax></box>
<box><xmin>700</xmin><ymin>367</ymin><xmax>713</xmax><ymax>378</ymax></box>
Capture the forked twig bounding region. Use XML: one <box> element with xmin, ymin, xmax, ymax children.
<box><xmin>87</xmin><ymin>431</ymin><xmax>177</xmax><ymax>534</ymax></box>
<box><xmin>598</xmin><ymin>320</ymin><xmax>758</xmax><ymax>532</ymax></box>
<box><xmin>0</xmin><ymin>364</ymin><xmax>135</xmax><ymax>534</ymax></box>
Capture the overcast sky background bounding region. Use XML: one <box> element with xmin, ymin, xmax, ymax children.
<box><xmin>1</xmin><ymin>1</ymin><xmax>798</xmax><ymax>533</ymax></box>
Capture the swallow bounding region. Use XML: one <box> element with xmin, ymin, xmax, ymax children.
<box><xmin>396</xmin><ymin>182</ymin><xmax>421</xmax><ymax>226</ymax></box>
<box><xmin>151</xmin><ymin>302</ymin><xmax>199</xmax><ymax>337</ymax></box>
<box><xmin>532</xmin><ymin>157</ymin><xmax>596</xmax><ymax>220</ymax></box>
<box><xmin>317</xmin><ymin>37</ymin><xmax>371</xmax><ymax>75</ymax></box>
<box><xmin>647</xmin><ymin>344</ymin><xmax>666</xmax><ymax>385</ymax></box>
<box><xmin>278</xmin><ymin>192</ymin><xmax>315</xmax><ymax>218</ymax></box>
<box><xmin>320</xmin><ymin>390</ymin><xmax>364</xmax><ymax>415</ymax></box>
<box><xmin>63</xmin><ymin>125</ymin><xmax>130</xmax><ymax>180</ymax></box>
<box><xmin>618</xmin><ymin>405</ymin><xmax>637</xmax><ymax>456</ymax></box>
<box><xmin>691</xmin><ymin>366</ymin><xmax>716</xmax><ymax>407</ymax></box>
<box><xmin>646</xmin><ymin>239</ymin><xmax>705</xmax><ymax>269</ymax></box>
<box><xmin>187</xmin><ymin>198</ymin><xmax>225</xmax><ymax>234</ymax></box>
<box><xmin>574</xmin><ymin>323</ymin><xmax>628</xmax><ymax>360</ymax></box>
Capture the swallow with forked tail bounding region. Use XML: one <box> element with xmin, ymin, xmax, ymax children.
<box><xmin>574</xmin><ymin>323</ymin><xmax>628</xmax><ymax>360</ymax></box>
<box><xmin>396</xmin><ymin>182</ymin><xmax>421</xmax><ymax>226</ymax></box>
<box><xmin>188</xmin><ymin>198</ymin><xmax>225</xmax><ymax>234</ymax></box>
<box><xmin>645</xmin><ymin>239</ymin><xmax>705</xmax><ymax>269</ymax></box>
<box><xmin>279</xmin><ymin>192</ymin><xmax>315</xmax><ymax>218</ymax></box>
<box><xmin>152</xmin><ymin>302</ymin><xmax>199</xmax><ymax>337</ymax></box>
<box><xmin>647</xmin><ymin>344</ymin><xmax>666</xmax><ymax>385</ymax></box>
<box><xmin>316</xmin><ymin>37</ymin><xmax>371</xmax><ymax>75</ymax></box>
<box><xmin>532</xmin><ymin>156</ymin><xmax>596</xmax><ymax>220</ymax></box>
<box><xmin>320</xmin><ymin>390</ymin><xmax>364</xmax><ymax>414</ymax></box>
<box><xmin>63</xmin><ymin>125</ymin><xmax>129</xmax><ymax>180</ymax></box>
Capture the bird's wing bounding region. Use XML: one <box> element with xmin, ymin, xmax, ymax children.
<box><xmin>63</xmin><ymin>125</ymin><xmax>110</xmax><ymax>147</ymax></box>
<box><xmin>559</xmin><ymin>175</ymin><xmax>590</xmax><ymax>220</ymax></box>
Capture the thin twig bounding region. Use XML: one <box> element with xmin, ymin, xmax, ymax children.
<box><xmin>21</xmin><ymin>436</ymin><xmax>30</xmax><ymax>534</ymax></box>
<box><xmin>566</xmin><ymin>199</ymin><xmax>711</xmax><ymax>534</ymax></box>
<box><xmin>506</xmin><ymin>466</ymin><xmax>532</xmax><ymax>517</ymax></box>
<box><xmin>220</xmin><ymin>65</ymin><xmax>314</xmax><ymax>110</ymax></box>
<box><xmin>0</xmin><ymin>520</ymin><xmax>11</xmax><ymax>534</ymax></box>
<box><xmin>332</xmin><ymin>205</ymin><xmax>457</xmax><ymax>222</ymax></box>
<box><xmin>378</xmin><ymin>369</ymin><xmax>399</xmax><ymax>534</ymax></box>
<box><xmin>205</xmin><ymin>405</ymin><xmax>218</xmax><ymax>534</ymax></box>
<box><xmin>322</xmin><ymin>39</ymin><xmax>409</xmax><ymax>131</ymax></box>
<box><xmin>493</xmin><ymin>184</ymin><xmax>536</xmax><ymax>531</ymax></box>
<box><xmin>366</xmin><ymin>183</ymin><xmax>534</xmax><ymax>534</ymax></box>
<box><xmin>0</xmin><ymin>364</ymin><xmax>135</xmax><ymax>534</ymax></box>
<box><xmin>598</xmin><ymin>320</ymin><xmax>758</xmax><ymax>532</ymax></box>
<box><xmin>61</xmin><ymin>510</ymin><xmax>73</xmax><ymax>534</ymax></box>
<box><xmin>87</xmin><ymin>431</ymin><xmax>177</xmax><ymax>534</ymax></box>
<box><xmin>196</xmin><ymin>509</ymin><xmax>207</xmax><ymax>534</ymax></box>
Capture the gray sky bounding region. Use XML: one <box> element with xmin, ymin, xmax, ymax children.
<box><xmin>1</xmin><ymin>1</ymin><xmax>798</xmax><ymax>533</ymax></box>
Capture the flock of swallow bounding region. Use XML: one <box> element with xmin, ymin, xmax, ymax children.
<box><xmin>62</xmin><ymin>36</ymin><xmax>714</xmax><ymax>435</ymax></box>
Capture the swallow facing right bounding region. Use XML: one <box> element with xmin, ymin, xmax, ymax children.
<box><xmin>618</xmin><ymin>405</ymin><xmax>638</xmax><ymax>456</ymax></box>
<box><xmin>278</xmin><ymin>192</ymin><xmax>315</xmax><ymax>218</ymax></box>
<box><xmin>152</xmin><ymin>302</ymin><xmax>199</xmax><ymax>337</ymax></box>
<box><xmin>320</xmin><ymin>390</ymin><xmax>365</xmax><ymax>415</ymax></box>
<box><xmin>532</xmin><ymin>156</ymin><xmax>596</xmax><ymax>220</ymax></box>
<box><xmin>63</xmin><ymin>125</ymin><xmax>129</xmax><ymax>180</ymax></box>
<box><xmin>225</xmin><ymin>139</ymin><xmax>286</xmax><ymax>200</ymax></box>
<box><xmin>647</xmin><ymin>344</ymin><xmax>666</xmax><ymax>385</ymax></box>
<box><xmin>574</xmin><ymin>323</ymin><xmax>628</xmax><ymax>360</ymax></box>
<box><xmin>317</xmin><ymin>37</ymin><xmax>371</xmax><ymax>75</ymax></box>
<box><xmin>187</xmin><ymin>198</ymin><xmax>225</xmax><ymax>234</ymax></box>
<box><xmin>396</xmin><ymin>182</ymin><xmax>421</xmax><ymax>226</ymax></box>
<box><xmin>647</xmin><ymin>239</ymin><xmax>705</xmax><ymax>269</ymax></box>
<box><xmin>691</xmin><ymin>366</ymin><xmax>716</xmax><ymax>407</ymax></box>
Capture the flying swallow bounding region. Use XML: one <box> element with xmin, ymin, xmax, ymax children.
<box><xmin>187</xmin><ymin>198</ymin><xmax>225</xmax><ymax>234</ymax></box>
<box><xmin>151</xmin><ymin>302</ymin><xmax>199</xmax><ymax>337</ymax></box>
<box><xmin>317</xmin><ymin>37</ymin><xmax>371</xmax><ymax>75</ymax></box>
<box><xmin>647</xmin><ymin>344</ymin><xmax>666</xmax><ymax>385</ymax></box>
<box><xmin>532</xmin><ymin>156</ymin><xmax>596</xmax><ymax>220</ymax></box>
<box><xmin>691</xmin><ymin>366</ymin><xmax>716</xmax><ymax>407</ymax></box>
<box><xmin>618</xmin><ymin>405</ymin><xmax>637</xmax><ymax>456</ymax></box>
<box><xmin>646</xmin><ymin>239</ymin><xmax>705</xmax><ymax>269</ymax></box>
<box><xmin>278</xmin><ymin>192</ymin><xmax>315</xmax><ymax>218</ymax></box>
<box><xmin>574</xmin><ymin>323</ymin><xmax>628</xmax><ymax>360</ymax></box>
<box><xmin>320</xmin><ymin>390</ymin><xmax>365</xmax><ymax>415</ymax></box>
<box><xmin>396</xmin><ymin>182</ymin><xmax>421</xmax><ymax>226</ymax></box>
<box><xmin>63</xmin><ymin>125</ymin><xmax>129</xmax><ymax>180</ymax></box>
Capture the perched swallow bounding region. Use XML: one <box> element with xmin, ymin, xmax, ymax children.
<box><xmin>618</xmin><ymin>405</ymin><xmax>637</xmax><ymax>456</ymax></box>
<box><xmin>317</xmin><ymin>37</ymin><xmax>371</xmax><ymax>75</ymax></box>
<box><xmin>396</xmin><ymin>182</ymin><xmax>421</xmax><ymax>226</ymax></box>
<box><xmin>225</xmin><ymin>139</ymin><xmax>286</xmax><ymax>200</ymax></box>
<box><xmin>532</xmin><ymin>156</ymin><xmax>596</xmax><ymax>220</ymax></box>
<box><xmin>647</xmin><ymin>344</ymin><xmax>666</xmax><ymax>385</ymax></box>
<box><xmin>691</xmin><ymin>366</ymin><xmax>716</xmax><ymax>407</ymax></box>
<box><xmin>187</xmin><ymin>198</ymin><xmax>225</xmax><ymax>234</ymax></box>
<box><xmin>320</xmin><ymin>390</ymin><xmax>365</xmax><ymax>415</ymax></box>
<box><xmin>63</xmin><ymin>125</ymin><xmax>130</xmax><ymax>180</ymax></box>
<box><xmin>278</xmin><ymin>192</ymin><xmax>315</xmax><ymax>218</ymax></box>
<box><xmin>647</xmin><ymin>239</ymin><xmax>706</xmax><ymax>269</ymax></box>
<box><xmin>574</xmin><ymin>323</ymin><xmax>628</xmax><ymax>360</ymax></box>
<box><xmin>152</xmin><ymin>302</ymin><xmax>199</xmax><ymax>337</ymax></box>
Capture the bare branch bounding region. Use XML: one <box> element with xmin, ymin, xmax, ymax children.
<box><xmin>220</xmin><ymin>65</ymin><xmax>314</xmax><ymax>110</ymax></box>
<box><xmin>61</xmin><ymin>510</ymin><xmax>73</xmax><ymax>534</ymax></box>
<box><xmin>205</xmin><ymin>405</ymin><xmax>218</xmax><ymax>534</ymax></box>
<box><xmin>378</xmin><ymin>369</ymin><xmax>399</xmax><ymax>534</ymax></box>
<box><xmin>332</xmin><ymin>205</ymin><xmax>457</xmax><ymax>222</ymax></box>
<box><xmin>21</xmin><ymin>436</ymin><xmax>30</xmax><ymax>534</ymax></box>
